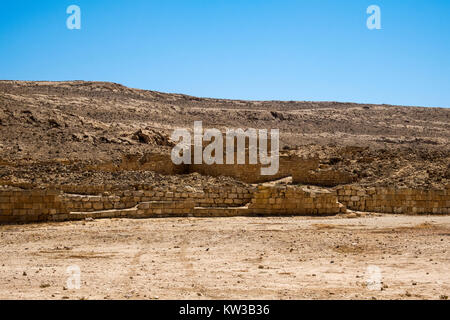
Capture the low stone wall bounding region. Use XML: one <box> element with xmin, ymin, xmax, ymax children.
<box><xmin>248</xmin><ymin>185</ymin><xmax>346</xmax><ymax>215</ymax></box>
<box><xmin>62</xmin><ymin>185</ymin><xmax>254</xmax><ymax>209</ymax></box>
<box><xmin>70</xmin><ymin>199</ymin><xmax>196</xmax><ymax>220</ymax></box>
<box><xmin>336</xmin><ymin>185</ymin><xmax>450</xmax><ymax>214</ymax></box>
<box><xmin>189</xmin><ymin>155</ymin><xmax>308</xmax><ymax>183</ymax></box>
<box><xmin>0</xmin><ymin>184</ymin><xmax>346</xmax><ymax>223</ymax></box>
<box><xmin>91</xmin><ymin>152</ymin><xmax>356</xmax><ymax>186</ymax></box>
<box><xmin>0</xmin><ymin>189</ymin><xmax>65</xmax><ymax>223</ymax></box>
<box><xmin>0</xmin><ymin>185</ymin><xmax>256</xmax><ymax>223</ymax></box>
<box><xmin>2</xmin><ymin>183</ymin><xmax>450</xmax><ymax>224</ymax></box>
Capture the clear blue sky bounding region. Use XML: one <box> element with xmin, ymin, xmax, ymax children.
<box><xmin>1</xmin><ymin>0</ymin><xmax>449</xmax><ymax>108</ymax></box>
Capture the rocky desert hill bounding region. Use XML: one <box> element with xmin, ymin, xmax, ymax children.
<box><xmin>0</xmin><ymin>80</ymin><xmax>448</xmax><ymax>189</ymax></box>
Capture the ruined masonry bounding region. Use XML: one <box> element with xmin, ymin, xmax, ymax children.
<box><xmin>1</xmin><ymin>182</ymin><xmax>449</xmax><ymax>223</ymax></box>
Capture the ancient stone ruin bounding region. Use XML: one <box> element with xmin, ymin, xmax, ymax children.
<box><xmin>0</xmin><ymin>81</ymin><xmax>449</xmax><ymax>223</ymax></box>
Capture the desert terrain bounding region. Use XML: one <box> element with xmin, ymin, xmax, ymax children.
<box><xmin>0</xmin><ymin>81</ymin><xmax>449</xmax><ymax>300</ymax></box>
<box><xmin>0</xmin><ymin>214</ymin><xmax>448</xmax><ymax>300</ymax></box>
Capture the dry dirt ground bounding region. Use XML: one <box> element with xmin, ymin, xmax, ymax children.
<box><xmin>0</xmin><ymin>214</ymin><xmax>448</xmax><ymax>300</ymax></box>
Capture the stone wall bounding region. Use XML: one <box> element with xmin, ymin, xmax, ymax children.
<box><xmin>61</xmin><ymin>185</ymin><xmax>254</xmax><ymax>209</ymax></box>
<box><xmin>85</xmin><ymin>151</ymin><xmax>358</xmax><ymax>187</ymax></box>
<box><xmin>2</xmin><ymin>183</ymin><xmax>450</xmax><ymax>224</ymax></box>
<box><xmin>69</xmin><ymin>199</ymin><xmax>196</xmax><ymax>220</ymax></box>
<box><xmin>336</xmin><ymin>185</ymin><xmax>450</xmax><ymax>214</ymax></box>
<box><xmin>0</xmin><ymin>184</ymin><xmax>346</xmax><ymax>223</ymax></box>
<box><xmin>0</xmin><ymin>185</ymin><xmax>256</xmax><ymax>223</ymax></box>
<box><xmin>0</xmin><ymin>189</ymin><xmax>65</xmax><ymax>223</ymax></box>
<box><xmin>248</xmin><ymin>185</ymin><xmax>346</xmax><ymax>215</ymax></box>
<box><xmin>189</xmin><ymin>155</ymin><xmax>306</xmax><ymax>183</ymax></box>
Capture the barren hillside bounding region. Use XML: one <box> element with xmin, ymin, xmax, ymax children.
<box><xmin>0</xmin><ymin>80</ymin><xmax>449</xmax><ymax>189</ymax></box>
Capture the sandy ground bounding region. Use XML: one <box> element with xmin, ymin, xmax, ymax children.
<box><xmin>0</xmin><ymin>214</ymin><xmax>449</xmax><ymax>300</ymax></box>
